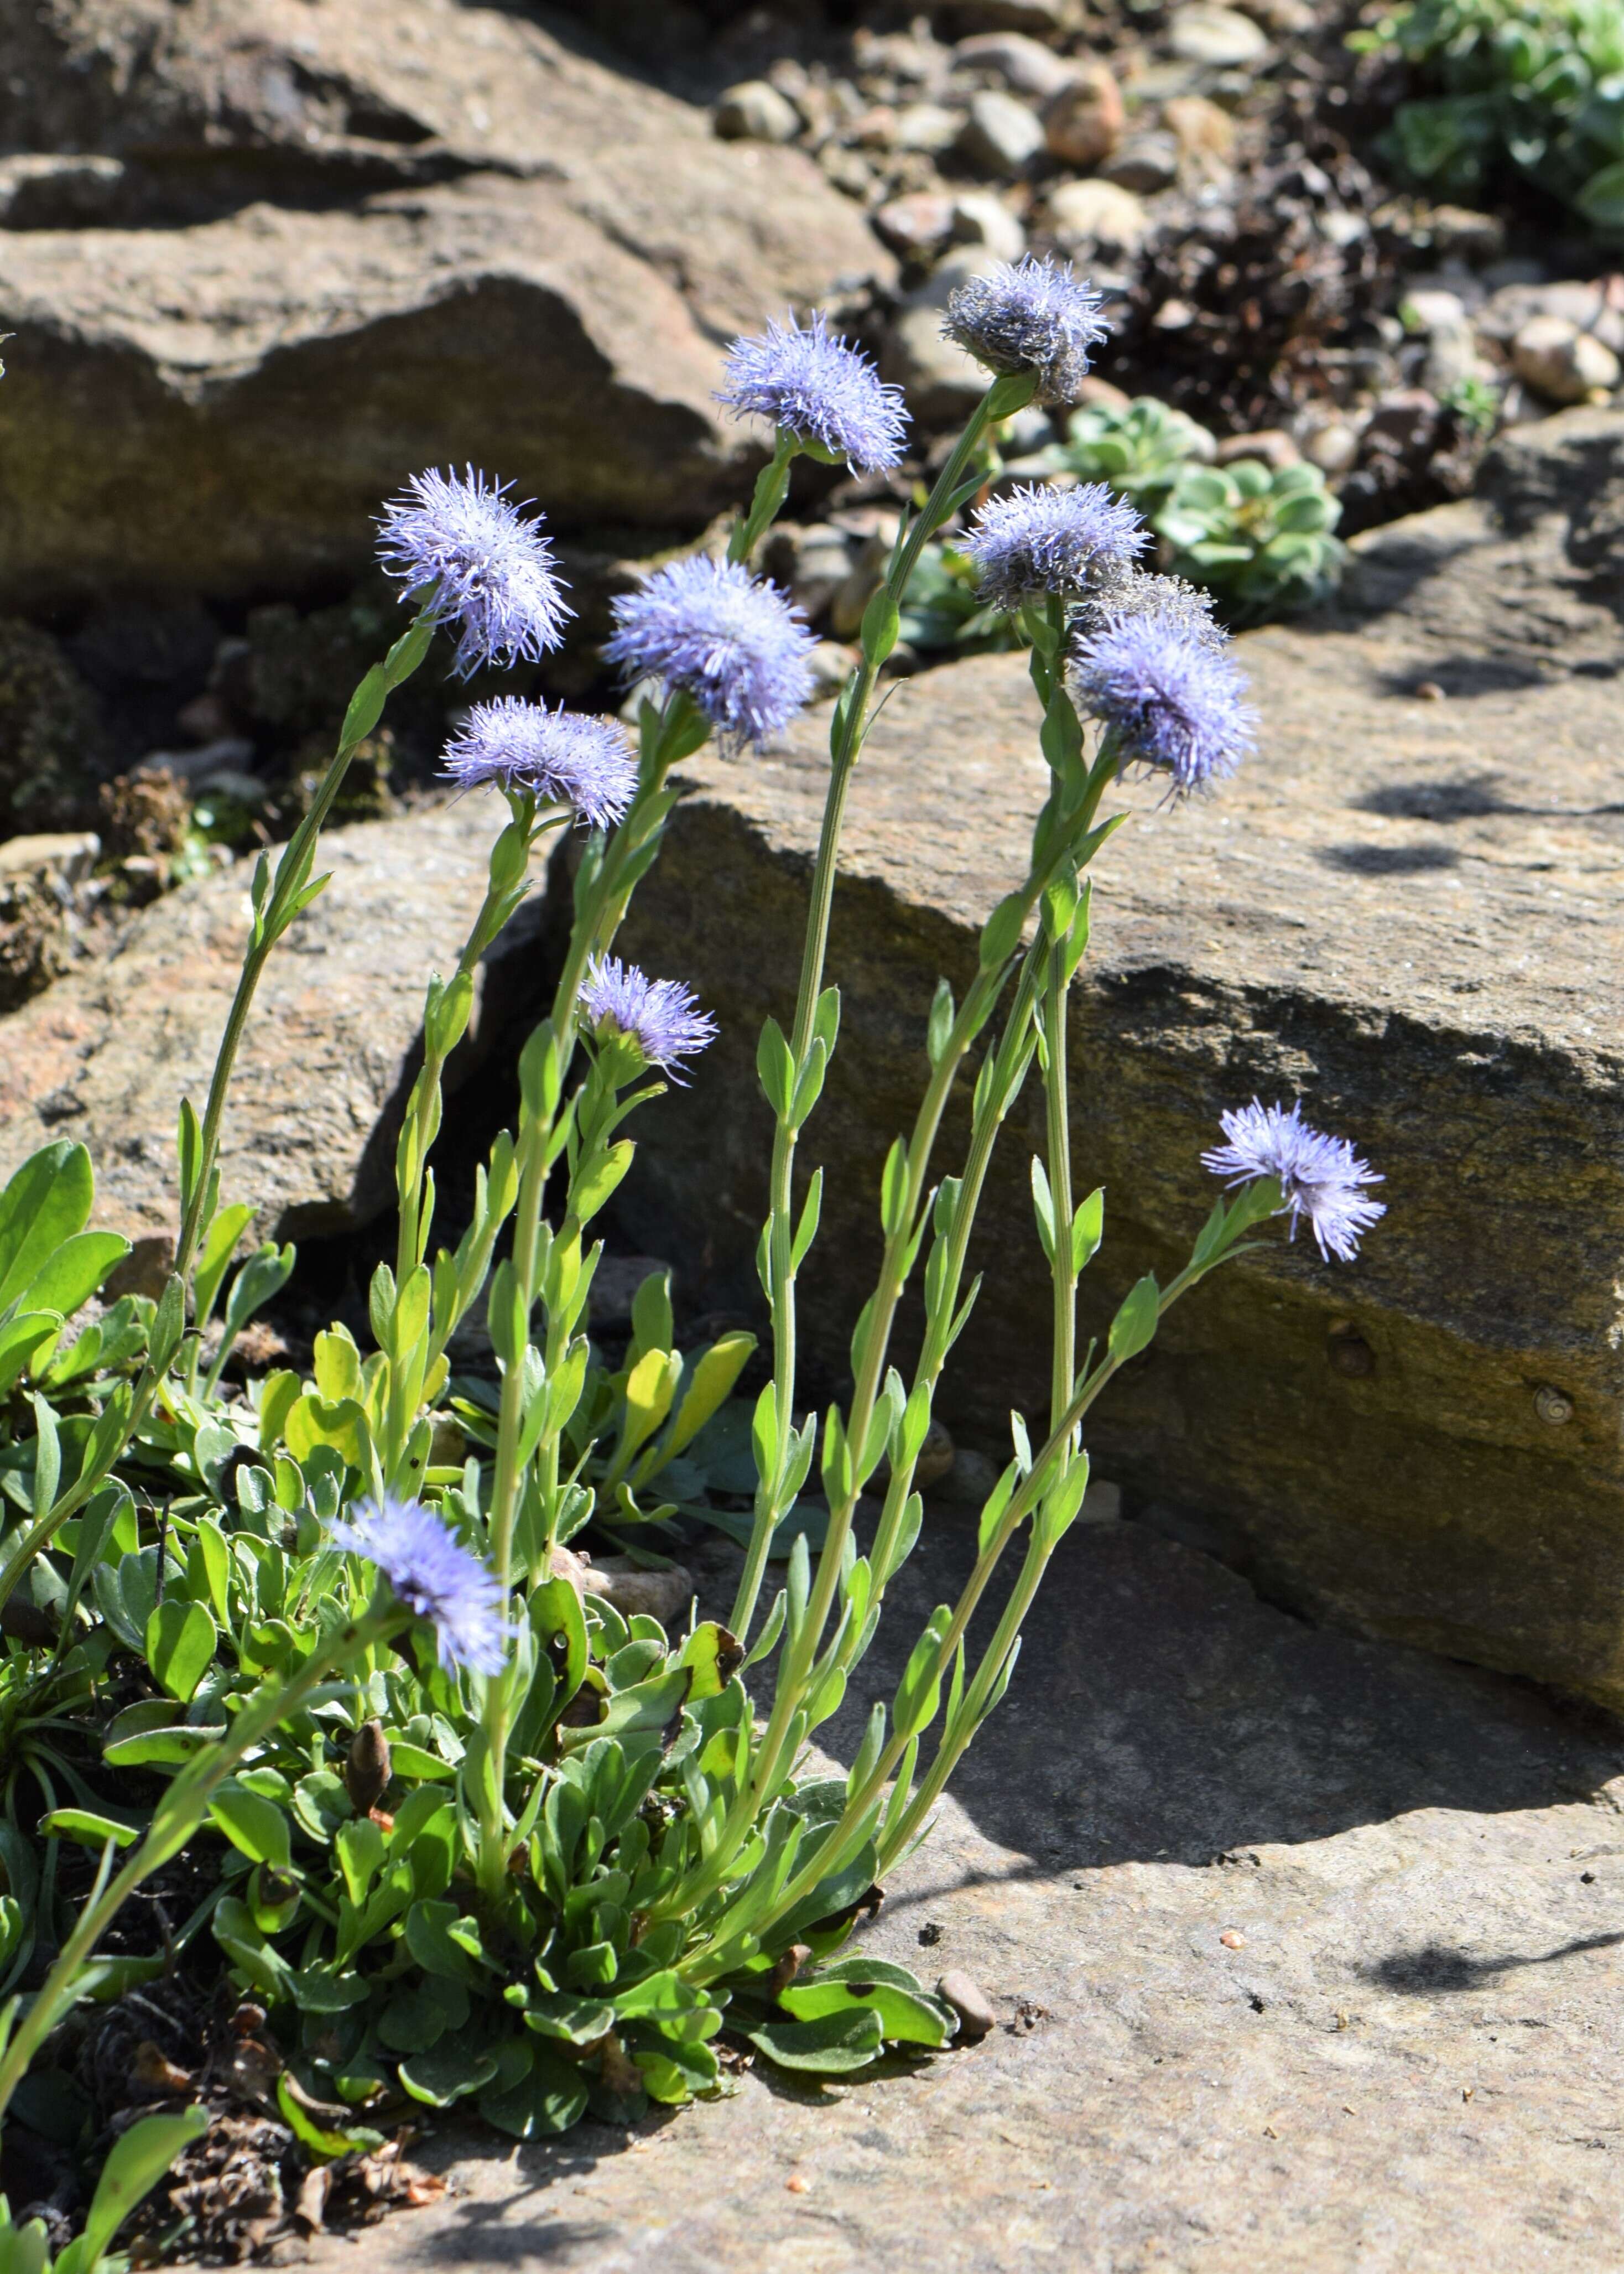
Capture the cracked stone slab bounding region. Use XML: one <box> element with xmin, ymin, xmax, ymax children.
<box><xmin>608</xmin><ymin>407</ymin><xmax>1624</xmax><ymax>1703</ymax></box>
<box><xmin>0</xmin><ymin>791</ymin><xmax>534</xmax><ymax>1242</ymax></box>
<box><xmin>0</xmin><ymin>0</ymin><xmax>891</xmax><ymax>606</ymax></box>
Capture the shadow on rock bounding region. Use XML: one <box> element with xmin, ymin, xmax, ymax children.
<box><xmin>820</xmin><ymin>1514</ymin><xmax>1624</xmax><ymax>1876</ymax></box>
<box><xmin>1358</xmin><ymin>1929</ymin><xmax>1624</xmax><ymax>1995</ymax></box>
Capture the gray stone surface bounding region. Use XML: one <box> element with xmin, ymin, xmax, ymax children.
<box><xmin>275</xmin><ymin>1511</ymin><xmax>1624</xmax><ymax>2272</ymax></box>
<box><xmin>0</xmin><ymin>0</ymin><xmax>891</xmax><ymax>609</ymax></box>
<box><xmin>0</xmin><ymin>792</ymin><xmax>536</xmax><ymax>1239</ymax></box>
<box><xmin>609</xmin><ymin>407</ymin><xmax>1624</xmax><ymax>1705</ymax></box>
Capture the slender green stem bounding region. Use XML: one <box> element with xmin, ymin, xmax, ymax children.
<box><xmin>1043</xmin><ymin>942</ymin><xmax>1076</xmax><ymax>1436</ymax></box>
<box><xmin>177</xmin><ymin>609</ymin><xmax>434</xmax><ymax>1287</ymax></box>
<box><xmin>730</xmin><ymin>381</ymin><xmax>1014</xmax><ymax>1645</ymax></box>
<box><xmin>395</xmin><ymin>796</ymin><xmax>552</xmax><ymax>1286</ymax></box>
<box><xmin>477</xmin><ymin>702</ymin><xmax>694</xmax><ymax>1898</ymax></box>
<box><xmin>0</xmin><ymin>619</ymin><xmax>439</xmax><ymax>1620</ymax></box>
<box><xmin>728</xmin><ymin>430</ymin><xmax>798</xmax><ymax>567</ymax></box>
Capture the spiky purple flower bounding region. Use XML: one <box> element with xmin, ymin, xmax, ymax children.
<box><xmin>1203</xmin><ymin>1099</ymin><xmax>1386</xmax><ymax>1263</ymax></box>
<box><xmin>1071</xmin><ymin>608</ymin><xmax>1257</xmax><ymax>795</ymax></box>
<box><xmin>330</xmin><ymin>1497</ymin><xmax>509</xmax><ymax>1675</ymax></box>
<box><xmin>376</xmin><ymin>467</ymin><xmax>571</xmax><ymax>677</ymax></box>
<box><xmin>605</xmin><ymin>555</ymin><xmax>815</xmax><ymax>752</ymax></box>
<box><xmin>717</xmin><ymin>311</ymin><xmax>908</xmax><ymax>475</ymax></box>
<box><xmin>965</xmin><ymin>482</ymin><xmax>1147</xmax><ymax>611</ymax></box>
<box><xmin>943</xmin><ymin>256</ymin><xmax>1110</xmax><ymax>406</ymax></box>
<box><xmin>581</xmin><ymin>955</ymin><xmax>717</xmax><ymax>1079</ymax></box>
<box><xmin>441</xmin><ymin>698</ymin><xmax>636</xmax><ymax>828</ymax></box>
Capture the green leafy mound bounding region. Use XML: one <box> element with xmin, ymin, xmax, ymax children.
<box><xmin>1358</xmin><ymin>0</ymin><xmax>1624</xmax><ymax>230</ymax></box>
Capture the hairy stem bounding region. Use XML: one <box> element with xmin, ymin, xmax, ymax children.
<box><xmin>730</xmin><ymin>379</ymin><xmax>1017</xmax><ymax>1644</ymax></box>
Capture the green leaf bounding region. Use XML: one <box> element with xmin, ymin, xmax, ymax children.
<box><xmin>571</xmin><ymin>1140</ymin><xmax>634</xmax><ymax>1222</ymax></box>
<box><xmin>292</xmin><ymin>1769</ymin><xmax>352</xmax><ymax>1842</ymax></box>
<box><xmin>860</xmin><ymin>585</ymin><xmax>901</xmax><ymax>663</ymax></box>
<box><xmin>1029</xmin><ymin>1156</ymin><xmax>1056</xmax><ymax>1263</ymax></box>
<box><xmin>29</xmin><ymin>1393</ymin><xmax>59</xmax><ymax>1522</ymax></box>
<box><xmin>779</xmin><ymin>1960</ymin><xmax>954</xmax><ymax>2047</ymax></box>
<box><xmin>522</xmin><ymin>1991</ymin><xmax>616</xmax><ymax>2045</ymax></box>
<box><xmin>1107</xmin><ymin>1274</ymin><xmax>1160</xmax><ymax>1366</ymax></box>
<box><xmin>0</xmin><ymin>1312</ymin><xmax>62</xmax><ymax>1397</ymax></box>
<box><xmin>399</xmin><ymin>2038</ymin><xmax>501</xmax><ymax>2107</ymax></box>
<box><xmin>210</xmin><ymin>1783</ymin><xmax>292</xmax><ymax>1871</ymax></box>
<box><xmin>275</xmin><ymin>2072</ymin><xmax>379</xmax><ymax>2162</ymax></box>
<box><xmin>878</xmin><ymin>1137</ymin><xmax>909</xmax><ymax>1236</ymax></box>
<box><xmin>745</xmin><ymin>2006</ymin><xmax>884</xmax><ymax>2074</ymax></box>
<box><xmin>404</xmin><ymin>1899</ymin><xmax>480</xmax><ymax>1985</ymax></box>
<box><xmin>340</xmin><ymin>662</ymin><xmax>389</xmax><ymax>750</ymax></box>
<box><xmin>192</xmin><ymin>1203</ymin><xmax>256</xmax><ymax>1327</ymax></box>
<box><xmin>77</xmin><ymin>2106</ymin><xmax>208</xmax><ymax>2267</ymax></box>
<box><xmin>335</xmin><ymin>1816</ymin><xmax>386</xmax><ymax>1907</ymax></box>
<box><xmin>39</xmin><ymin>1807</ymin><xmax>142</xmax><ymax>1850</ymax></box>
<box><xmin>1071</xmin><ymin>1187</ymin><xmax>1104</xmax><ymax>1275</ymax></box>
<box><xmin>1578</xmin><ymin>157</ymin><xmax>1624</xmax><ymax>225</ymax></box>
<box><xmin>756</xmin><ymin>1017</ymin><xmax>794</xmax><ymax>1117</ymax></box>
<box><xmin>0</xmin><ymin>1141</ymin><xmax>93</xmax><ymax>1316</ymax></box>
<box><xmin>978</xmin><ymin>889</ymin><xmax>1028</xmax><ymax>970</ymax></box>
<box><xmin>893</xmin><ymin>1605</ymin><xmax>952</xmax><ymax>1741</ymax></box>
<box><xmin>480</xmin><ymin>2047</ymin><xmax>589</xmax><ymax>2138</ymax></box>
<box><xmin>15</xmin><ymin>1232</ymin><xmax>129</xmax><ymax>1322</ymax></box>
<box><xmin>290</xmin><ymin>1966</ymin><xmax>369</xmax><ymax>2012</ymax></box>
<box><xmin>146</xmin><ymin>1598</ymin><xmax>217</xmax><ymax>1704</ymax></box>
<box><xmin>661</xmin><ymin>1335</ymin><xmax>756</xmax><ymax>1463</ymax></box>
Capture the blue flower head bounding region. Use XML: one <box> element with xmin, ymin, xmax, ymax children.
<box><xmin>581</xmin><ymin>955</ymin><xmax>717</xmax><ymax>1081</ymax></box>
<box><xmin>965</xmin><ymin>482</ymin><xmax>1147</xmax><ymax>610</ymax></box>
<box><xmin>943</xmin><ymin>256</ymin><xmax>1110</xmax><ymax>406</ymax></box>
<box><xmin>1203</xmin><ymin>1099</ymin><xmax>1386</xmax><ymax>1263</ymax></box>
<box><xmin>605</xmin><ymin>555</ymin><xmax>815</xmax><ymax>752</ymax></box>
<box><xmin>717</xmin><ymin>311</ymin><xmax>908</xmax><ymax>475</ymax></box>
<box><xmin>376</xmin><ymin>467</ymin><xmax>571</xmax><ymax>677</ymax></box>
<box><xmin>441</xmin><ymin>698</ymin><xmax>636</xmax><ymax>828</ymax></box>
<box><xmin>1071</xmin><ymin>607</ymin><xmax>1257</xmax><ymax>795</ymax></box>
<box><xmin>330</xmin><ymin>1496</ymin><xmax>509</xmax><ymax>1675</ymax></box>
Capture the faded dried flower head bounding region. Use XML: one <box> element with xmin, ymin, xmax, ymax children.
<box><xmin>965</xmin><ymin>482</ymin><xmax>1147</xmax><ymax>611</ymax></box>
<box><xmin>942</xmin><ymin>256</ymin><xmax>1110</xmax><ymax>405</ymax></box>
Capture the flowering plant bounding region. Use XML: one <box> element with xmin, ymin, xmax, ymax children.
<box><xmin>0</xmin><ymin>266</ymin><xmax>1383</xmax><ymax>2247</ymax></box>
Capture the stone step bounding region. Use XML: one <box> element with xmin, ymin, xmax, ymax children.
<box><xmin>611</xmin><ymin>407</ymin><xmax>1624</xmax><ymax>1706</ymax></box>
<box><xmin>0</xmin><ymin>0</ymin><xmax>889</xmax><ymax>609</ymax></box>
<box><xmin>0</xmin><ymin>791</ymin><xmax>539</xmax><ymax>1251</ymax></box>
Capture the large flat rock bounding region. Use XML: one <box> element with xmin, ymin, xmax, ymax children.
<box><xmin>0</xmin><ymin>1</ymin><xmax>891</xmax><ymax>608</ymax></box>
<box><xmin>611</xmin><ymin>407</ymin><xmax>1624</xmax><ymax>1705</ymax></box>
<box><xmin>275</xmin><ymin>1509</ymin><xmax>1624</xmax><ymax>2273</ymax></box>
<box><xmin>0</xmin><ymin>793</ymin><xmax>535</xmax><ymax>1241</ymax></box>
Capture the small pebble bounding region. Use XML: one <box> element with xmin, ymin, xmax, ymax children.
<box><xmin>938</xmin><ymin>1969</ymin><xmax>997</xmax><ymax>2042</ymax></box>
<box><xmin>713</xmin><ymin>80</ymin><xmax>799</xmax><ymax>144</ymax></box>
<box><xmin>1219</xmin><ymin>1929</ymin><xmax>1246</xmax><ymax>1949</ymax></box>
<box><xmin>1512</xmin><ymin>313</ymin><xmax>1621</xmax><ymax>405</ymax></box>
<box><xmin>1042</xmin><ymin>64</ymin><xmax>1125</xmax><ymax>169</ymax></box>
<box><xmin>959</xmin><ymin>87</ymin><xmax>1046</xmax><ymax>176</ymax></box>
<box><xmin>952</xmin><ymin>32</ymin><xmax>1078</xmax><ymax>101</ymax></box>
<box><xmin>1102</xmin><ymin>132</ymin><xmax>1180</xmax><ymax>195</ymax></box>
<box><xmin>1168</xmin><ymin>2</ymin><xmax>1271</xmax><ymax>66</ymax></box>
